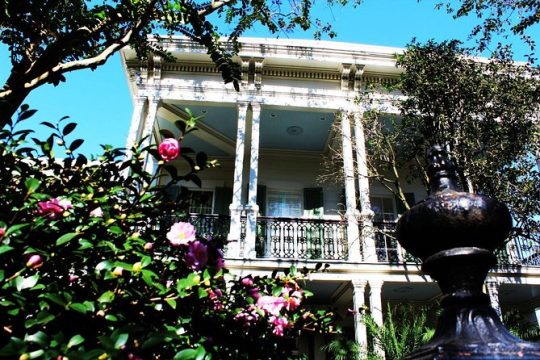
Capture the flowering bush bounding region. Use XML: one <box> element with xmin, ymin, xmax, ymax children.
<box><xmin>0</xmin><ymin>106</ymin><xmax>335</xmax><ymax>359</ymax></box>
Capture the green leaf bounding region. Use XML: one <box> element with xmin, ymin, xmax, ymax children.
<box><xmin>56</xmin><ymin>232</ymin><xmax>78</xmax><ymax>246</ymax></box>
<box><xmin>108</xmin><ymin>225</ymin><xmax>123</xmax><ymax>235</ymax></box>
<box><xmin>62</xmin><ymin>122</ymin><xmax>77</xmax><ymax>136</ymax></box>
<box><xmin>19</xmin><ymin>109</ymin><xmax>37</xmax><ymax>121</ymax></box>
<box><xmin>97</xmin><ymin>290</ymin><xmax>115</xmax><ymax>303</ymax></box>
<box><xmin>67</xmin><ymin>334</ymin><xmax>85</xmax><ymax>348</ymax></box>
<box><xmin>78</xmin><ymin>238</ymin><xmax>93</xmax><ymax>250</ymax></box>
<box><xmin>69</xmin><ymin>303</ymin><xmax>88</xmax><ymax>314</ymax></box>
<box><xmin>95</xmin><ymin>260</ymin><xmax>113</xmax><ymax>272</ymax></box>
<box><xmin>105</xmin><ymin>314</ymin><xmax>118</xmax><ymax>322</ymax></box>
<box><xmin>0</xmin><ymin>245</ymin><xmax>14</xmax><ymax>255</ymax></box>
<box><xmin>5</xmin><ymin>223</ymin><xmax>30</xmax><ymax>237</ymax></box>
<box><xmin>174</xmin><ymin>349</ymin><xmax>197</xmax><ymax>360</ymax></box>
<box><xmin>165</xmin><ymin>298</ymin><xmax>177</xmax><ymax>309</ymax></box>
<box><xmin>24</xmin><ymin>178</ymin><xmax>41</xmax><ymax>194</ymax></box>
<box><xmin>28</xmin><ymin>349</ymin><xmax>45</xmax><ymax>359</ymax></box>
<box><xmin>40</xmin><ymin>293</ymin><xmax>65</xmax><ymax>306</ymax></box>
<box><xmin>114</xmin><ymin>333</ymin><xmax>129</xmax><ymax>349</ymax></box>
<box><xmin>16</xmin><ymin>274</ymin><xmax>39</xmax><ymax>291</ymax></box>
<box><xmin>69</xmin><ymin>139</ymin><xmax>84</xmax><ymax>152</ymax></box>
<box><xmin>25</xmin><ymin>331</ymin><xmax>48</xmax><ymax>346</ymax></box>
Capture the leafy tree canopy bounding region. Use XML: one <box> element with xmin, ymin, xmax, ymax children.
<box><xmin>0</xmin><ymin>0</ymin><xmax>341</xmax><ymax>125</ymax></box>
<box><xmin>432</xmin><ymin>0</ymin><xmax>540</xmax><ymax>59</ymax></box>
<box><xmin>323</xmin><ymin>40</ymin><xmax>540</xmax><ymax>245</ymax></box>
<box><xmin>395</xmin><ymin>40</ymin><xmax>540</xmax><ymax>243</ymax></box>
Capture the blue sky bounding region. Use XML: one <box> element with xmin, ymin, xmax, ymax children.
<box><xmin>1</xmin><ymin>0</ymin><xmax>538</xmax><ymax>155</ymax></box>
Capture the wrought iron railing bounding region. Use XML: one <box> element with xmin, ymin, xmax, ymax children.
<box><xmin>495</xmin><ymin>238</ymin><xmax>540</xmax><ymax>267</ymax></box>
<box><xmin>184</xmin><ymin>213</ymin><xmax>231</xmax><ymax>239</ymax></box>
<box><xmin>254</xmin><ymin>216</ymin><xmax>348</xmax><ymax>260</ymax></box>
<box><xmin>372</xmin><ymin>220</ymin><xmax>540</xmax><ymax>267</ymax></box>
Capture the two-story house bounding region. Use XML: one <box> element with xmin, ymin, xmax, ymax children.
<box><xmin>121</xmin><ymin>37</ymin><xmax>540</xmax><ymax>359</ymax></box>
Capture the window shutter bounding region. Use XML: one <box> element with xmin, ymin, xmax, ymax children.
<box><xmin>214</xmin><ymin>187</ymin><xmax>233</xmax><ymax>215</ymax></box>
<box><xmin>257</xmin><ymin>185</ymin><xmax>267</xmax><ymax>216</ymax></box>
<box><xmin>303</xmin><ymin>188</ymin><xmax>323</xmax><ymax>210</ymax></box>
<box><xmin>395</xmin><ymin>192</ymin><xmax>416</xmax><ymax>214</ymax></box>
<box><xmin>164</xmin><ymin>185</ymin><xmax>179</xmax><ymax>202</ymax></box>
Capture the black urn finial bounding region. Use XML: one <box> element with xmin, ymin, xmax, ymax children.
<box><xmin>396</xmin><ymin>145</ymin><xmax>540</xmax><ymax>359</ymax></box>
<box><xmin>426</xmin><ymin>145</ymin><xmax>459</xmax><ymax>193</ymax></box>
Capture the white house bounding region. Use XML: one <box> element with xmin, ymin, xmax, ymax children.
<box><xmin>121</xmin><ymin>37</ymin><xmax>540</xmax><ymax>358</ymax></box>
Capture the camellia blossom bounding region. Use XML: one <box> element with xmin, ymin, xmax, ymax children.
<box><xmin>37</xmin><ymin>197</ymin><xmax>72</xmax><ymax>219</ymax></box>
<box><xmin>158</xmin><ymin>138</ymin><xmax>180</xmax><ymax>162</ymax></box>
<box><xmin>185</xmin><ymin>240</ymin><xmax>208</xmax><ymax>270</ymax></box>
<box><xmin>166</xmin><ymin>222</ymin><xmax>196</xmax><ymax>246</ymax></box>
<box><xmin>257</xmin><ymin>295</ymin><xmax>287</xmax><ymax>316</ymax></box>
<box><xmin>269</xmin><ymin>316</ymin><xmax>291</xmax><ymax>336</ymax></box>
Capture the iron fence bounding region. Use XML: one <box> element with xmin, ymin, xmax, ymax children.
<box><xmin>254</xmin><ymin>216</ymin><xmax>348</xmax><ymax>260</ymax></box>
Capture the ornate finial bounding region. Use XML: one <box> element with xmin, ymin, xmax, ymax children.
<box><xmin>395</xmin><ymin>146</ymin><xmax>537</xmax><ymax>360</ymax></box>
<box><xmin>426</xmin><ymin>145</ymin><xmax>459</xmax><ymax>193</ymax></box>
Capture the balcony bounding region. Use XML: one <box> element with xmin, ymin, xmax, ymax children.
<box><xmin>181</xmin><ymin>214</ymin><xmax>540</xmax><ymax>266</ymax></box>
<box><xmin>253</xmin><ymin>216</ymin><xmax>348</xmax><ymax>260</ymax></box>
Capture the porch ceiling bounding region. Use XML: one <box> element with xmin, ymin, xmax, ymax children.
<box><xmin>165</xmin><ymin>102</ymin><xmax>336</xmax><ymax>156</ymax></box>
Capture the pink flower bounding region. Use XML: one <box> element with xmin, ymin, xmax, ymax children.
<box><xmin>0</xmin><ymin>227</ymin><xmax>5</xmax><ymax>237</ymax></box>
<box><xmin>26</xmin><ymin>254</ymin><xmax>43</xmax><ymax>269</ymax></box>
<box><xmin>234</xmin><ymin>305</ymin><xmax>260</xmax><ymax>328</ymax></box>
<box><xmin>286</xmin><ymin>296</ymin><xmax>301</xmax><ymax>311</ymax></box>
<box><xmin>158</xmin><ymin>138</ymin><xmax>180</xmax><ymax>162</ymax></box>
<box><xmin>89</xmin><ymin>207</ymin><xmax>103</xmax><ymax>217</ymax></box>
<box><xmin>185</xmin><ymin>240</ymin><xmax>208</xmax><ymax>270</ymax></box>
<box><xmin>166</xmin><ymin>222</ymin><xmax>196</xmax><ymax>246</ymax></box>
<box><xmin>241</xmin><ymin>277</ymin><xmax>254</xmax><ymax>287</ymax></box>
<box><xmin>269</xmin><ymin>316</ymin><xmax>291</xmax><ymax>336</ymax></box>
<box><xmin>144</xmin><ymin>242</ymin><xmax>154</xmax><ymax>251</ymax></box>
<box><xmin>257</xmin><ymin>295</ymin><xmax>287</xmax><ymax>316</ymax></box>
<box><xmin>37</xmin><ymin>198</ymin><xmax>72</xmax><ymax>219</ymax></box>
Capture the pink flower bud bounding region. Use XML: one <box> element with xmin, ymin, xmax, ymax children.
<box><xmin>112</xmin><ymin>266</ymin><xmax>123</xmax><ymax>277</ymax></box>
<box><xmin>144</xmin><ymin>242</ymin><xmax>154</xmax><ymax>251</ymax></box>
<box><xmin>241</xmin><ymin>277</ymin><xmax>254</xmax><ymax>287</ymax></box>
<box><xmin>0</xmin><ymin>227</ymin><xmax>5</xmax><ymax>237</ymax></box>
<box><xmin>26</xmin><ymin>254</ymin><xmax>43</xmax><ymax>268</ymax></box>
<box><xmin>158</xmin><ymin>138</ymin><xmax>180</xmax><ymax>162</ymax></box>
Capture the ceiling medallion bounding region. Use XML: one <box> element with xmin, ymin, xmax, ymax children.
<box><xmin>286</xmin><ymin>126</ymin><xmax>303</xmax><ymax>136</ymax></box>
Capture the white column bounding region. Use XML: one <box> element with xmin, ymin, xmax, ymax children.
<box><xmin>125</xmin><ymin>96</ymin><xmax>148</xmax><ymax>153</ymax></box>
<box><xmin>341</xmin><ymin>111</ymin><xmax>362</xmax><ymax>262</ymax></box>
<box><xmin>352</xmin><ymin>111</ymin><xmax>377</xmax><ymax>262</ymax></box>
<box><xmin>141</xmin><ymin>97</ymin><xmax>160</xmax><ymax>174</ymax></box>
<box><xmin>227</xmin><ymin>102</ymin><xmax>249</xmax><ymax>257</ymax></box>
<box><xmin>352</xmin><ymin>279</ymin><xmax>368</xmax><ymax>350</ymax></box>
<box><xmin>244</xmin><ymin>103</ymin><xmax>261</xmax><ymax>258</ymax></box>
<box><xmin>486</xmin><ymin>279</ymin><xmax>502</xmax><ymax>319</ymax></box>
<box><xmin>369</xmin><ymin>279</ymin><xmax>384</xmax><ymax>358</ymax></box>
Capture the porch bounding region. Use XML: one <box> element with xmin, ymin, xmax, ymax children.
<box><xmin>185</xmin><ymin>213</ymin><xmax>540</xmax><ymax>267</ymax></box>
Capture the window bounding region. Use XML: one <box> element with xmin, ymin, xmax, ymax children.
<box><xmin>267</xmin><ymin>190</ymin><xmax>302</xmax><ymax>217</ymax></box>
<box><xmin>187</xmin><ymin>190</ymin><xmax>214</xmax><ymax>214</ymax></box>
<box><xmin>370</xmin><ymin>196</ymin><xmax>396</xmax><ymax>222</ymax></box>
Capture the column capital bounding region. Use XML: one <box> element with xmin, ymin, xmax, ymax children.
<box><xmin>237</xmin><ymin>101</ymin><xmax>250</xmax><ymax>111</ymax></box>
<box><xmin>352</xmin><ymin>279</ymin><xmax>368</xmax><ymax>290</ymax></box>
<box><xmin>133</xmin><ymin>96</ymin><xmax>148</xmax><ymax>107</ymax></box>
<box><xmin>147</xmin><ymin>96</ymin><xmax>161</xmax><ymax>107</ymax></box>
<box><xmin>369</xmin><ymin>279</ymin><xmax>384</xmax><ymax>290</ymax></box>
